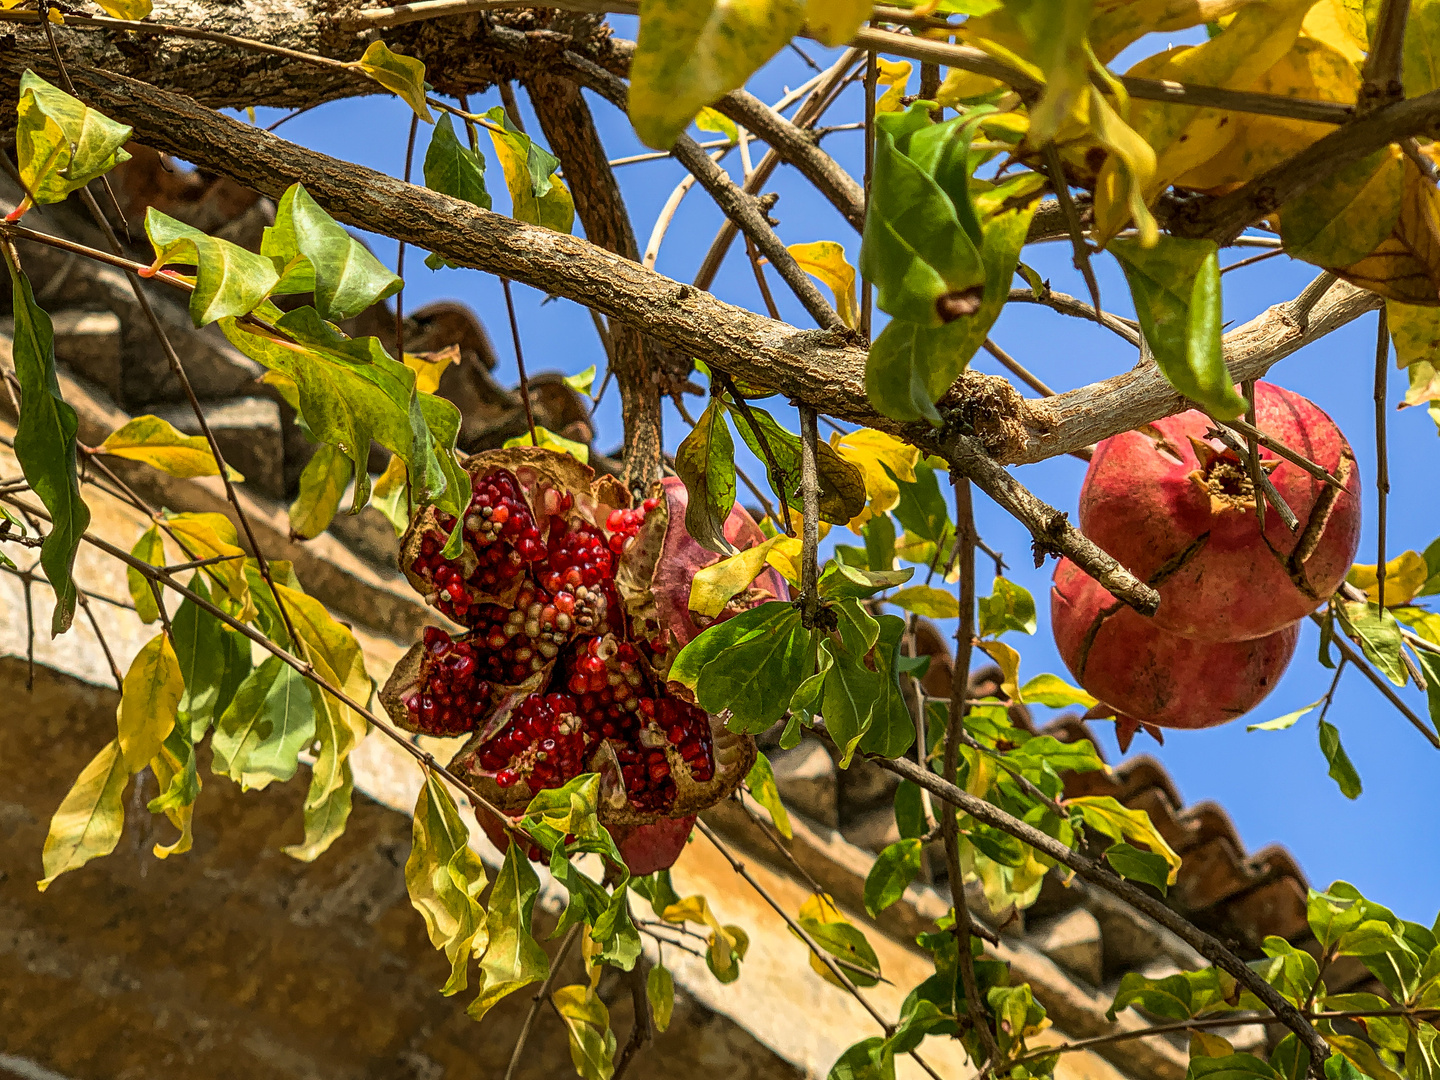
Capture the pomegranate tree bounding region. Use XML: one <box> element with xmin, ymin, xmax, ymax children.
<box><xmin>1078</xmin><ymin>381</ymin><xmax>1361</xmax><ymax>642</ymax></box>
<box><xmin>380</xmin><ymin>448</ymin><xmax>784</xmax><ymax>828</ymax></box>
<box><xmin>1051</xmin><ymin>557</ymin><xmax>1299</xmax><ymax>730</ymax></box>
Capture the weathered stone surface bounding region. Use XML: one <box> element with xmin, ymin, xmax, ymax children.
<box><xmin>769</xmin><ymin>740</ymin><xmax>838</xmax><ymax>828</ymax></box>
<box><xmin>47</xmin><ymin>308</ymin><xmax>123</xmax><ymax>384</ymax></box>
<box><xmin>841</xmin><ymin>806</ymin><xmax>900</xmax><ymax>855</ymax></box>
<box><xmin>148</xmin><ymin>396</ymin><xmax>287</xmax><ymax>501</ymax></box>
<box><xmin>1030</xmin><ymin>908</ymin><xmax>1104</xmax><ymax>987</ymax></box>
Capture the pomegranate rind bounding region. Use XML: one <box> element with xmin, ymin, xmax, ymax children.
<box><xmin>1051</xmin><ymin>557</ymin><xmax>1298</xmax><ymax>730</ymax></box>
<box><xmin>453</xmin><ymin>714</ymin><xmax>755</xmax><ymax>826</ymax></box>
<box><xmin>1078</xmin><ymin>381</ymin><xmax>1360</xmax><ymax>642</ymax></box>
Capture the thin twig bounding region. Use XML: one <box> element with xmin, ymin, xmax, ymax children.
<box><xmin>1221</xmin><ymin>248</ymin><xmax>1286</xmax><ymax>275</ymax></box>
<box><xmin>1223</xmin><ymin>416</ymin><xmax>1347</xmax><ymax>489</ymax></box>
<box><xmin>1319</xmin><ymin>611</ymin><xmax>1439</xmax><ymax>748</ymax></box>
<box><xmin>744</xmin><ymin>235</ymin><xmax>783</xmax><ymax>321</ymax></box>
<box><xmin>1242</xmin><ymin>380</ymin><xmax>1266</xmax><ymax>533</ymax></box>
<box><xmin>1006</xmin><ymin>288</ymin><xmax>1142</xmax><ymax>346</ymax></box>
<box><xmin>1203</xmin><ymin>423</ymin><xmax>1299</xmax><ymax>531</ymax></box>
<box><xmin>396</xmin><ymin>112</ymin><xmax>420</xmax><ymax>360</ymax></box>
<box><xmin>501</xmin><ymin>278</ymin><xmax>538</xmax><ymax>446</ymax></box>
<box><xmin>861</xmin><ymin>46</ymin><xmax>877</xmax><ymax>342</ymax></box>
<box><xmin>982</xmin><ymin>339</ymin><xmax>1057</xmax><ymax>397</ymax></box>
<box><xmin>1042</xmin><ymin>142</ymin><xmax>1102</xmax><ymax>317</ymax></box>
<box><xmin>1375</xmin><ymin>309</ymin><xmax>1391</xmax><ymax>610</ymax></box>
<box><xmin>502</xmin><ymin>923</ymin><xmax>583</xmax><ymax>1080</ymax></box>
<box><xmin>77</xmin><ymin>588</ymin><xmax>124</xmax><ymax>691</ymax></box>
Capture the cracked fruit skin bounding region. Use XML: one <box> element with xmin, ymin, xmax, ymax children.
<box><xmin>1079</xmin><ymin>381</ymin><xmax>1360</xmax><ymax>642</ymax></box>
<box><xmin>1051</xmin><ymin>557</ymin><xmax>1299</xmax><ymax>729</ymax></box>
<box><xmin>380</xmin><ymin>447</ymin><xmax>773</xmax><ymax>825</ymax></box>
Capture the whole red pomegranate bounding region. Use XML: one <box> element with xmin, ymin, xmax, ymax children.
<box><xmin>381</xmin><ymin>448</ymin><xmax>782</xmax><ymax>826</ymax></box>
<box><xmin>1051</xmin><ymin>557</ymin><xmax>1298</xmax><ymax>729</ymax></box>
<box><xmin>1078</xmin><ymin>381</ymin><xmax>1360</xmax><ymax>642</ymax></box>
<box><xmin>475</xmin><ymin>804</ymin><xmax>696</xmax><ymax>874</ymax></box>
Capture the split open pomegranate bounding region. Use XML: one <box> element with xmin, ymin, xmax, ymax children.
<box><xmin>381</xmin><ymin>448</ymin><xmax>783</xmax><ymax>826</ymax></box>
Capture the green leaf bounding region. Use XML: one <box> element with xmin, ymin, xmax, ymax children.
<box><xmin>732</xmin><ymin>404</ymin><xmax>867</xmax><ymax>525</ymax></box>
<box><xmin>894</xmin><ymin>780</ymin><xmax>927</xmax><ymax>840</ymax></box>
<box><xmin>100</xmin><ymin>413</ymin><xmax>242</xmax><ymax>479</ymax></box>
<box><xmin>824</xmin><ymin>613</ymin><xmax>914</xmax><ymax>766</ymax></box>
<box><xmin>865</xmin><ymin>838</ymin><xmax>923</xmax><ymax>916</ymax></box>
<box><xmin>144</xmin><ymin>208</ymin><xmax>280</xmax><ymax>327</ymax></box>
<box><xmin>1188</xmin><ymin>1054</ymin><xmax>1281</xmax><ymax>1080</ymax></box>
<box><xmin>15</xmin><ymin>70</ymin><xmax>132</xmax><ymax>210</ymax></box>
<box><xmin>628</xmin><ymin>0</ymin><xmax>806</xmax><ymax>150</ymax></box>
<box><xmin>864</xmin><ymin>514</ymin><xmax>897</xmax><ymax>572</ymax></box>
<box><xmin>170</xmin><ymin>576</ymin><xmax>248</xmax><ymax>741</ymax></box>
<box><xmin>289</xmin><ymin>443</ymin><xmax>352</xmax><ymax>540</ymax></box>
<box><xmin>424</xmin><ymin>113</ymin><xmax>490</xmax><ymax>207</ymax></box>
<box><xmin>7</xmin><ymin>259</ymin><xmax>90</xmax><ymax>635</ymax></box>
<box><xmin>1017</xmin><ymin>673</ymin><xmax>1097</xmax><ymax>709</ymax></box>
<box><xmin>211</xmin><ymin>656</ymin><xmax>317</xmax><ymax>791</ymax></box>
<box><xmin>1070</xmin><ymin>795</ymin><xmax>1181</xmax><ymax>885</ymax></box>
<box><xmin>147</xmin><ymin>719</ymin><xmax>199</xmax><ymax>859</ymax></box>
<box><xmin>648</xmin><ymin>965</ymin><xmax>675</xmax><ymax>1032</ymax></box>
<box><xmin>502</xmin><ymin>425</ymin><xmax>590</xmax><ymax>464</ymax></box>
<box><xmin>689</xmin><ymin>535</ymin><xmax>793</xmax><ymax>618</ymax></box>
<box><xmin>1111</xmin><ymin>235</ymin><xmax>1245</xmax><ymax>420</ymax></box>
<box><xmin>552</xmin><ymin>985</ymin><xmax>617</xmax><ymax>1080</ymax></box>
<box><xmin>1337</xmin><ymin>600</ymin><xmax>1407</xmax><ymax>686</ymax></box>
<box><xmin>353</xmin><ymin>41</ymin><xmax>434</xmax><ymax>122</ymax></box>
<box><xmin>674</xmin><ymin>398</ymin><xmax>738</xmax><ymax>555</ymax></box>
<box><xmin>888</xmin><ymin>584</ymin><xmax>959</xmax><ymax>618</ymax></box>
<box><xmin>978</xmin><ymin>576</ymin><xmax>1037</xmax><ymax>636</ymax></box>
<box><xmin>1105</xmin><ymin>842</ymin><xmax>1171</xmax><ymax>894</ymax></box>
<box><xmin>284</xmin><ymin>758</ymin><xmax>354</xmax><ymax>862</ymax></box>
<box><xmin>221</xmin><ymin>308</ymin><xmax>439</xmax><ymax>510</ymax></box>
<box><xmin>1324</xmin><ymin>1034</ymin><xmax>1404</xmax><ymax>1080</ymax></box>
<box><xmin>865</xmin><ymin>204</ymin><xmax>1031</xmax><ymax>425</ymax></box>
<box><xmin>564</xmin><ymin>365</ymin><xmax>598</xmax><ymax>397</ymax></box>
<box><xmin>262</xmin><ymin>184</ymin><xmax>402</xmax><ymax>322</ymax></box>
<box><xmin>745</xmin><ymin>752</ymin><xmax>792</xmax><ymax>838</ymax></box>
<box><xmin>1308</xmin><ymin>886</ymin><xmax>1366</xmax><ymax>950</ymax></box>
<box><xmin>469</xmin><ymin>841</ymin><xmax>549</xmax><ymax>1021</ymax></box>
<box><xmin>127</xmin><ymin>525</ymin><xmax>164</xmax><ymax>624</ymax></box>
<box><xmin>818</xmin><ymin>562</ymin><xmax>914</xmax><ymax>600</ymax></box>
<box><xmin>1281</xmin><ymin>148</ymin><xmax>1403</xmax><ymax>267</ymax></box>
<box><xmin>1270</xmin><ymin>1035</ymin><xmax>1311</xmax><ymax>1080</ymax></box>
<box><xmin>1319</xmin><ymin>719</ymin><xmax>1363</xmax><ymax>799</ymax></box>
<box><xmin>37</xmin><ymin>738</ymin><xmax>129</xmax><ymax>890</ymax></box>
<box><xmin>829</xmin><ymin>1037</ymin><xmax>893</xmax><ymax>1080</ymax></box>
<box><xmin>687</xmin><ymin>602</ymin><xmax>815</xmax><ymax>732</ymax></box>
<box><xmin>519</xmin><ymin>773</ymin><xmax>622</xmax><ymax>862</ymax></box>
<box><xmin>485</xmin><ymin>107</ymin><xmax>575</xmax><ymax>233</ymax></box>
<box><xmin>1107</xmin><ymin>967</ymin><xmax>1237</xmax><ymax>1021</ymax></box>
<box><xmin>1247</xmin><ymin>697</ymin><xmax>1324</xmax><ymax>732</ymax></box>
<box><xmin>406</xmin><ymin>769</ymin><xmax>489</xmax><ymax>995</ymax></box>
<box><xmin>860</xmin><ymin>106</ymin><xmax>986</xmax><ymax>326</ymax></box>
<box><xmin>797</xmin><ymin>893</ymin><xmax>881</xmax><ymax>988</ymax></box>
<box><xmin>892</xmin><ymin>461</ymin><xmax>951</xmax><ymax>545</ymax></box>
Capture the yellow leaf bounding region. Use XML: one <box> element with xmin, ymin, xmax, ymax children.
<box><xmin>100</xmin><ymin>414</ymin><xmax>242</xmax><ymax>480</ymax></box>
<box><xmin>502</xmin><ymin>425</ymin><xmax>590</xmax><ymax>464</ymax></box>
<box><xmin>485</xmin><ymin>107</ymin><xmax>575</xmax><ymax>233</ymax></box>
<box><xmin>93</xmin><ymin>0</ymin><xmax>152</xmax><ymax>17</ymax></box>
<box><xmin>1067</xmin><ymin>794</ymin><xmax>1182</xmax><ymax>884</ymax></box>
<box><xmin>830</xmin><ymin>428</ymin><xmax>919</xmax><ymax>530</ymax></box>
<box><xmin>694</xmin><ymin>106</ymin><xmax>739</xmax><ymax>145</ymax></box>
<box><xmin>787</xmin><ymin>241</ymin><xmax>859</xmax><ymax>328</ymax></box>
<box><xmin>935</xmin><ymin>67</ymin><xmax>1005</xmax><ymax>107</ymax></box>
<box><xmin>875</xmin><ymin>57</ymin><xmax>912</xmax><ymax>113</ymax></box>
<box><xmin>629</xmin><ymin>0</ymin><xmax>806</xmax><ymax>149</ymax></box>
<box><xmin>117</xmin><ymin>633</ymin><xmax>183</xmax><ymax>773</ymax></box>
<box><xmin>1347</xmin><ymin>551</ymin><xmax>1430</xmax><ymax>606</ymax></box>
<box><xmin>1302</xmin><ymin>0</ymin><xmax>1366</xmax><ymax>63</ymax></box>
<box><xmin>688</xmin><ymin>534</ymin><xmax>799</xmax><ymax>617</ymax></box>
<box><xmin>806</xmin><ymin>0</ymin><xmax>871</xmax><ymax>46</ymax></box>
<box><xmin>1328</xmin><ymin>159</ymin><xmax>1440</xmax><ymax>305</ymax></box>
<box><xmin>353</xmin><ymin>41</ymin><xmax>433</xmax><ymax>123</ymax></box>
<box><xmin>371</xmin><ymin>453</ymin><xmax>412</xmax><ymax>536</ymax></box>
<box><xmin>977</xmin><ymin>639</ymin><xmax>1021</xmax><ymax>701</ymax></box>
<box><xmin>284</xmin><ymin>759</ymin><xmax>354</xmax><ymax>862</ymax></box>
<box><xmin>162</xmin><ymin>511</ymin><xmax>251</xmax><ymax>620</ymax></box>
<box><xmin>1403</xmin><ymin>359</ymin><xmax>1440</xmax><ymax>406</ymax></box>
<box><xmin>1089</xmin><ymin>89</ymin><xmax>1159</xmax><ymax>247</ymax></box>
<box><xmin>289</xmin><ymin>443</ymin><xmax>352</xmax><ymax>541</ymax></box>
<box><xmin>404</xmin><ymin>344</ymin><xmax>457</xmax><ymax>395</ymax></box>
<box><xmin>37</xmin><ymin>739</ymin><xmax>129</xmax><ymax>891</ymax></box>
<box><xmin>148</xmin><ymin>731</ymin><xmax>196</xmax><ymax>859</ymax></box>
<box><xmin>661</xmin><ymin>893</ymin><xmax>746</xmax><ymax>978</ymax></box>
<box><xmin>1088</xmin><ymin>0</ymin><xmax>1256</xmax><ymax>63</ymax></box>
<box><xmin>889</xmin><ymin>584</ymin><xmax>960</xmax><ymax>618</ymax></box>
<box><xmin>1388</xmin><ymin>299</ymin><xmax>1440</xmax><ymax>367</ymax></box>
<box><xmin>1279</xmin><ymin>146</ymin><xmax>1403</xmax><ymax>267</ymax></box>
<box><xmin>551</xmin><ymin>985</ymin><xmax>616</xmax><ymax>1080</ymax></box>
<box><xmin>127</xmin><ymin>523</ymin><xmax>164</xmax><ymax>624</ymax></box>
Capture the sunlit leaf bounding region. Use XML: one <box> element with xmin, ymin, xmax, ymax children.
<box><xmin>101</xmin><ymin>413</ymin><xmax>241</xmax><ymax>480</ymax></box>
<box><xmin>1069</xmin><ymin>795</ymin><xmax>1181</xmax><ymax>884</ymax></box>
<box><xmin>796</xmin><ymin>893</ymin><xmax>881</xmax><ymax>988</ymax></box>
<box><xmin>143</xmin><ymin>208</ymin><xmax>280</xmax><ymax>327</ymax></box>
<box><xmin>694</xmin><ymin>106</ymin><xmax>739</xmax><ymax>144</ymax></box>
<box><xmin>161</xmin><ymin>511</ymin><xmax>250</xmax><ymax>620</ymax></box>
<box><xmin>732</xmin><ymin>405</ymin><xmax>867</xmax><ymax>525</ymax></box>
<box><xmin>1336</xmin><ymin>599</ymin><xmax>1407</xmax><ymax>685</ymax></box>
<box><xmin>485</xmin><ymin>106</ymin><xmax>575</xmax><ymax>233</ymax></box>
<box><xmin>14</xmin><ymin>70</ymin><xmax>132</xmax><ymax>211</ymax></box>
<box><xmin>37</xmin><ymin>738</ymin><xmax>128</xmax><ymax>891</ymax></box>
<box><xmin>470</xmin><ymin>841</ymin><xmax>549</xmax><ymax>1020</ymax></box>
<box><xmin>648</xmin><ymin>965</ymin><xmax>675</xmax><ymax>1032</ymax></box>
<box><xmin>353</xmin><ymin>41</ymin><xmax>433</xmax><ymax>122</ymax></box>
<box><xmin>502</xmin><ymin>425</ymin><xmax>590</xmax><ymax>464</ymax></box>
<box><xmin>832</xmin><ymin>429</ymin><xmax>919</xmax><ymax>530</ymax></box>
<box><xmin>789</xmin><ymin>241</ymin><xmax>860</xmax><ymax>328</ymax></box>
<box><xmin>865</xmin><ymin>837</ymin><xmax>923</xmax><ymax>916</ymax></box>
<box><xmin>1319</xmin><ymin>719</ymin><xmax>1363</xmax><ymax>799</ymax></box>
<box><xmin>284</xmin><ymin>758</ymin><xmax>354</xmax><ymax>862</ymax></box>
<box><xmin>807</xmin><ymin>0</ymin><xmax>872</xmax><ymax>46</ymax></box>
<box><xmin>116</xmin><ymin>632</ymin><xmax>183</xmax><ymax>773</ymax></box>
<box><xmin>1017</xmin><ymin>672</ymin><xmax>1096</xmax><ymax>709</ymax></box>
<box><xmin>1105</xmin><ymin>841</ymin><xmax>1171</xmax><ymax>893</ymax></box>
<box><xmin>629</xmin><ymin>0</ymin><xmax>806</xmax><ymax>149</ymax></box>
<box><xmin>689</xmin><ymin>534</ymin><xmax>797</xmax><ymax>618</ymax></box>
<box><xmin>94</xmin><ymin>0</ymin><xmax>151</xmax><ymax>16</ymax></box>
<box><xmin>406</xmin><ymin>769</ymin><xmax>489</xmax><ymax>994</ymax></box>
<box><xmin>7</xmin><ymin>259</ymin><xmax>89</xmax><ymax>634</ymax></box>
<box><xmin>888</xmin><ymin>585</ymin><xmax>960</xmax><ymax>618</ymax></box>
<box><xmin>552</xmin><ymin>985</ymin><xmax>617</xmax><ymax>1080</ymax></box>
<box><xmin>978</xmin><ymin>576</ymin><xmax>1037</xmax><ymax>636</ymax></box>
<box><xmin>1281</xmin><ymin>148</ymin><xmax>1404</xmax><ymax>268</ymax></box>
<box><xmin>289</xmin><ymin>443</ymin><xmax>353</xmax><ymax>541</ymax></box>
<box><xmin>674</xmin><ymin>398</ymin><xmax>737</xmax><ymax>555</ymax></box>
<box><xmin>127</xmin><ymin>524</ymin><xmax>164</xmax><ymax>624</ymax></box>
<box><xmin>148</xmin><ymin>721</ymin><xmax>198</xmax><ymax>859</ymax></box>
<box><xmin>211</xmin><ymin>656</ymin><xmax>317</xmax><ymax>791</ymax></box>
<box><xmin>745</xmin><ymin>752</ymin><xmax>792</xmax><ymax>838</ymax></box>
<box><xmin>1247</xmin><ymin>697</ymin><xmax>1323</xmax><ymax>732</ymax></box>
<box><xmin>1347</xmin><ymin>552</ymin><xmax>1429</xmax><ymax>607</ymax></box>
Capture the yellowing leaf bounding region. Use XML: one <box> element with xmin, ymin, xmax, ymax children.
<box><xmin>144</xmin><ymin>207</ymin><xmax>281</xmax><ymax>327</ymax></box>
<box><xmin>695</xmin><ymin>106</ymin><xmax>739</xmax><ymax>145</ymax></box>
<box><xmin>793</xmin><ymin>892</ymin><xmax>881</xmax><ymax>989</ymax></box>
<box><xmin>1348</xmin><ymin>551</ymin><xmax>1430</xmax><ymax>606</ymax></box>
<box><xmin>807</xmin><ymin>0</ymin><xmax>871</xmax><ymax>46</ymax></box>
<box><xmin>470</xmin><ymin>841</ymin><xmax>549</xmax><ymax>1021</ymax></box>
<box><xmin>1068</xmin><ymin>795</ymin><xmax>1182</xmax><ymax>884</ymax></box>
<box><xmin>788</xmin><ymin>241</ymin><xmax>859</xmax><ymax>328</ymax></box>
<box><xmin>484</xmin><ymin>107</ymin><xmax>575</xmax><ymax>234</ymax></box>
<box><xmin>289</xmin><ymin>443</ymin><xmax>352</xmax><ymax>541</ymax></box>
<box><xmin>830</xmin><ymin>428</ymin><xmax>919</xmax><ymax>530</ymax></box>
<box><xmin>37</xmin><ymin>739</ymin><xmax>128</xmax><ymax>890</ymax></box>
<box><xmin>977</xmin><ymin>639</ymin><xmax>1021</xmax><ymax>700</ymax></box>
<box><xmin>94</xmin><ymin>0</ymin><xmax>152</xmax><ymax>16</ymax></box>
<box><xmin>935</xmin><ymin>66</ymin><xmax>1005</xmax><ymax>106</ymax></box>
<box><xmin>629</xmin><ymin>0</ymin><xmax>806</xmax><ymax>149</ymax></box>
<box><xmin>353</xmin><ymin>41</ymin><xmax>433</xmax><ymax>123</ymax></box>
<box><xmin>1329</xmin><ymin>159</ymin><xmax>1440</xmax><ymax>304</ymax></box>
<box><xmin>648</xmin><ymin>965</ymin><xmax>675</xmax><ymax>1032</ymax></box>
<box><xmin>404</xmin><ymin>344</ymin><xmax>457</xmax><ymax>395</ymax></box>
<box><xmin>1280</xmin><ymin>147</ymin><xmax>1403</xmax><ymax>267</ymax></box>
<box><xmin>14</xmin><ymin>70</ymin><xmax>132</xmax><ymax>213</ymax></box>
<box><xmin>889</xmin><ymin>584</ymin><xmax>961</xmax><ymax>618</ymax></box>
<box><xmin>371</xmin><ymin>453</ymin><xmax>412</xmax><ymax>536</ymax></box>
<box><xmin>127</xmin><ymin>524</ymin><xmax>164</xmax><ymax>624</ymax></box>
<box><xmin>406</xmin><ymin>769</ymin><xmax>489</xmax><ymax>993</ymax></box>
<box><xmin>1089</xmin><ymin>89</ymin><xmax>1159</xmax><ymax>247</ymax></box>
<box><xmin>689</xmin><ymin>534</ymin><xmax>798</xmax><ymax>618</ymax></box>
<box><xmin>552</xmin><ymin>985</ymin><xmax>617</xmax><ymax>1080</ymax></box>
<box><xmin>1388</xmin><ymin>299</ymin><xmax>1440</xmax><ymax>368</ymax></box>
<box><xmin>661</xmin><ymin>894</ymin><xmax>747</xmax><ymax>980</ymax></box>
<box><xmin>875</xmin><ymin>56</ymin><xmax>912</xmax><ymax>112</ymax></box>
<box><xmin>117</xmin><ymin>633</ymin><xmax>183</xmax><ymax>773</ymax></box>
<box><xmin>284</xmin><ymin>758</ymin><xmax>354</xmax><ymax>862</ymax></box>
<box><xmin>502</xmin><ymin>425</ymin><xmax>590</xmax><ymax>463</ymax></box>
<box><xmin>162</xmin><ymin>511</ymin><xmax>251</xmax><ymax>620</ymax></box>
<box><xmin>101</xmin><ymin>414</ymin><xmax>241</xmax><ymax>480</ymax></box>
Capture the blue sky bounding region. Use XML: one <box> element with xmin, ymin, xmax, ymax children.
<box><xmin>244</xmin><ymin>27</ymin><xmax>1440</xmax><ymax>922</ymax></box>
